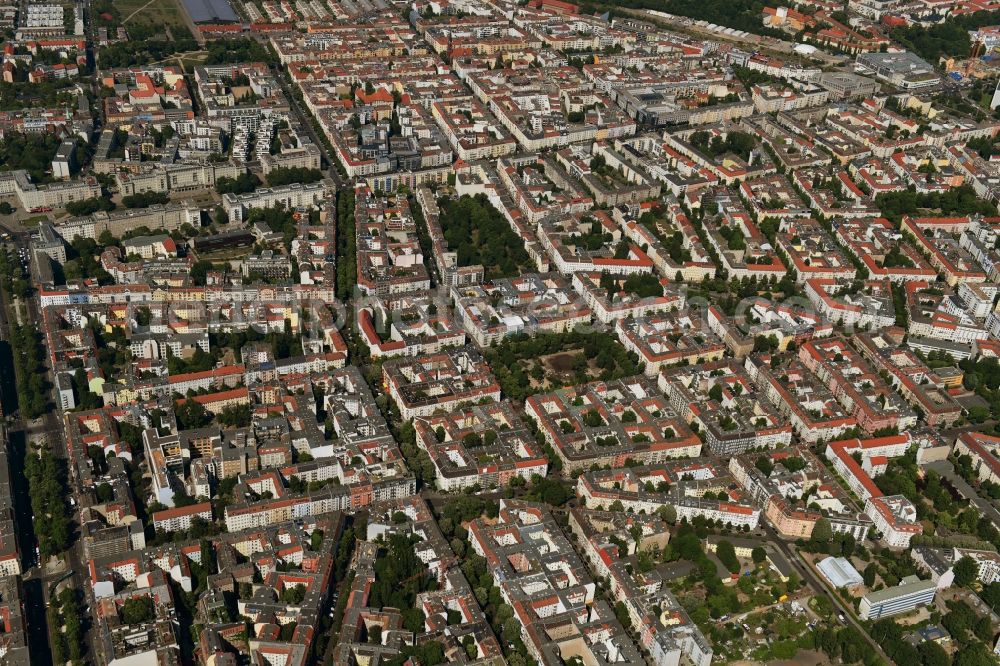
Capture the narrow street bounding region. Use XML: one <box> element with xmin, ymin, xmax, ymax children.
<box><xmin>0</xmin><ymin>234</ymin><xmax>52</xmax><ymax>663</ymax></box>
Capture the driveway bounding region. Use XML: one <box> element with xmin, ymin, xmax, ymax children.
<box><xmin>924</xmin><ymin>460</ymin><xmax>1000</xmax><ymax>527</ymax></box>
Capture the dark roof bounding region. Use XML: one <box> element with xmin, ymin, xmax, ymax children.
<box><xmin>180</xmin><ymin>0</ymin><xmax>239</xmax><ymax>23</ymax></box>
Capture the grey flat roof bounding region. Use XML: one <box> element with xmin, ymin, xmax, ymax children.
<box><xmin>864</xmin><ymin>577</ymin><xmax>936</xmax><ymax>603</ymax></box>
<box><xmin>180</xmin><ymin>0</ymin><xmax>239</xmax><ymax>23</ymax></box>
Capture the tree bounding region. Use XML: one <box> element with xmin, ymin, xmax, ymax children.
<box><xmin>175</xmin><ymin>399</ymin><xmax>212</xmax><ymax>430</ymax></box>
<box><xmin>943</xmin><ymin>599</ymin><xmax>977</xmax><ymax>641</ymax></box>
<box><xmin>783</xmin><ymin>456</ymin><xmax>807</xmax><ymax>473</ymax></box>
<box><xmin>812</xmin><ymin>517</ymin><xmax>833</xmax><ymax>542</ymax></box>
<box><xmin>266</xmin><ymin>167</ymin><xmax>323</xmax><ymax>187</ymax></box>
<box><xmin>217</xmin><ymin>404</ymin><xmax>251</xmax><ymax>428</ymax></box>
<box><xmin>121</xmin><ymin>597</ymin><xmax>154</xmax><ymax>625</ymax></box>
<box><xmin>863</xmin><ymin>563</ymin><xmax>878</xmax><ymax>587</ymax></box>
<box><xmin>369</xmin><ymin>533</ymin><xmax>434</xmax><ymax>612</ymax></box>
<box><xmin>656</xmin><ymin>505</ymin><xmax>676</xmax><ymax>524</ymax></box>
<box><xmin>840</xmin><ymin>534</ymin><xmax>856</xmax><ymax>558</ymax></box>
<box><xmin>190</xmin><ymin>260</ymin><xmax>216</xmax><ymax>286</ymax></box>
<box><xmin>87</xmin><ymin>443</ymin><xmax>108</xmax><ymax>473</ymax></box>
<box><xmin>751</xmin><ymin>547</ymin><xmax>767</xmax><ymax>564</ymax></box>
<box><xmin>523</xmin><ymin>477</ymin><xmax>572</xmax><ymax>506</ymax></box>
<box><xmin>437</xmin><ymin>194</ymin><xmax>532</xmax><ymax>280</ymax></box>
<box><xmin>974</xmin><ymin>613</ymin><xmax>994</xmax><ymax>644</ymax></box>
<box><xmin>135</xmin><ymin>306</ymin><xmax>152</xmax><ymax>327</ymax></box>
<box><xmin>917</xmin><ymin>641</ymin><xmax>949</xmax><ymax>666</ymax></box>
<box><xmin>463</xmin><ymin>634</ymin><xmax>477</xmax><ymax>659</ymax></box>
<box><xmin>953</xmin><ymin>642</ymin><xmax>996</xmax><ymax>666</ymax></box>
<box><xmin>716</xmin><ymin>540</ymin><xmax>740</xmax><ymax>574</ymax></box>
<box><xmin>281</xmin><ymin>584</ymin><xmax>306</xmax><ymax>604</ymax></box>
<box><xmin>96</xmin><ymin>482</ymin><xmax>114</xmax><ymax>502</ymax></box>
<box><xmin>122</xmin><ymin>191</ymin><xmax>169</xmax><ymax>209</ymax></box>
<box><xmin>954</xmin><ymin>556</ymin><xmax>979</xmax><ymax>588</ymax></box>
<box><xmin>215</xmin><ymin>172</ymin><xmax>260</xmax><ymax>195</ymax></box>
<box><xmin>836</xmin><ymin>627</ymin><xmax>868</xmax><ymax>664</ymax></box>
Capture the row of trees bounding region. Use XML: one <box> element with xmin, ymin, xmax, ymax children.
<box><xmin>0</xmin><ymin>246</ymin><xmax>30</xmax><ymax>301</ymax></box>
<box><xmin>266</xmin><ymin>167</ymin><xmax>323</xmax><ymax>187</ymax></box>
<box><xmin>122</xmin><ymin>191</ymin><xmax>169</xmax><ymax>209</ymax></box>
<box><xmin>335</xmin><ymin>189</ymin><xmax>357</xmax><ymax>299</ymax></box>
<box><xmin>48</xmin><ymin>587</ymin><xmax>86</xmax><ymax>665</ymax></box>
<box><xmin>65</xmin><ymin>196</ymin><xmax>115</xmax><ymax>217</ymax></box>
<box><xmin>25</xmin><ymin>447</ymin><xmax>72</xmax><ymax>559</ymax></box>
<box><xmin>0</xmin><ymin>250</ymin><xmax>49</xmax><ymax>419</ymax></box>
<box><xmin>9</xmin><ymin>322</ymin><xmax>49</xmax><ymax>419</ymax></box>
<box><xmin>216</xmin><ymin>172</ymin><xmax>261</xmax><ymax>195</ymax></box>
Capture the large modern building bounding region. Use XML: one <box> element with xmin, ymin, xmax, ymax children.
<box><xmin>859</xmin><ymin>576</ymin><xmax>937</xmax><ymax>620</ymax></box>
<box><xmin>856</xmin><ymin>52</ymin><xmax>940</xmax><ymax>90</ymax></box>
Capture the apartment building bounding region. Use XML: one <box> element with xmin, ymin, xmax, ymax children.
<box><xmin>451</xmin><ymin>273</ymin><xmax>591</xmax><ymax>347</ymax></box>
<box><xmin>382</xmin><ymin>346</ymin><xmax>501</xmax><ymax>421</ymax></box>
<box><xmin>467</xmin><ymin>500</ymin><xmax>643</xmax><ymax>666</ymax></box>
<box><xmin>729</xmin><ymin>448</ymin><xmax>871</xmax><ymax>540</ymax></box>
<box><xmin>413</xmin><ymin>401</ymin><xmax>548</xmax><ymax>491</ymax></box>
<box><xmin>151</xmin><ymin>503</ymin><xmax>213</xmax><ymax>533</ymax></box>
<box><xmin>222</xmin><ymin>180</ymin><xmax>332</xmax><ymax>223</ymax></box>
<box><xmin>660</xmin><ymin>360</ymin><xmax>792</xmax><ymax>456</ymax></box>
<box><xmin>526</xmin><ymin>376</ymin><xmax>701</xmax><ymax>473</ymax></box>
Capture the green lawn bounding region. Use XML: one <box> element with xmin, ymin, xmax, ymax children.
<box><xmin>118</xmin><ymin>0</ymin><xmax>192</xmax><ymax>40</ymax></box>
